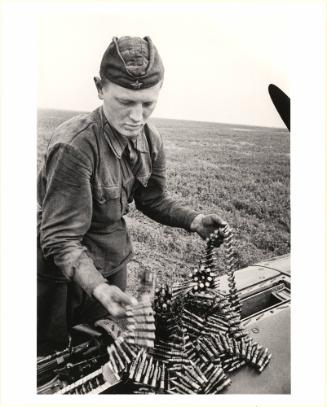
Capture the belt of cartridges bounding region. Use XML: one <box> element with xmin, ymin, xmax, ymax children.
<box><xmin>55</xmin><ymin>225</ymin><xmax>272</xmax><ymax>395</ymax></box>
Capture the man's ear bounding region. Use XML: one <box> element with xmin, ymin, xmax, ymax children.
<box><xmin>94</xmin><ymin>76</ymin><xmax>104</xmax><ymax>100</ymax></box>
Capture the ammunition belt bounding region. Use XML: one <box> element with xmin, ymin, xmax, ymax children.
<box><xmin>51</xmin><ymin>226</ymin><xmax>272</xmax><ymax>395</ymax></box>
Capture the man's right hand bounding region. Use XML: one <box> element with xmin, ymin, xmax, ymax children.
<box><xmin>92</xmin><ymin>283</ymin><xmax>138</xmax><ymax>318</ymax></box>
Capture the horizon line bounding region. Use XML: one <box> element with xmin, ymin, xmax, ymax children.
<box><xmin>37</xmin><ymin>106</ymin><xmax>287</xmax><ymax>131</ymax></box>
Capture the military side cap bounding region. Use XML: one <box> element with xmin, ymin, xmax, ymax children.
<box><xmin>100</xmin><ymin>36</ymin><xmax>164</xmax><ymax>90</ymax></box>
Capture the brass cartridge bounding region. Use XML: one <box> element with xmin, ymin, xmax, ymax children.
<box><xmin>257</xmin><ymin>348</ymin><xmax>269</xmax><ymax>367</ymax></box>
<box><xmin>150</xmin><ymin>361</ymin><xmax>159</xmax><ymax>388</ymax></box>
<box><xmin>258</xmin><ymin>353</ymin><xmax>272</xmax><ymax>373</ymax></box>
<box><xmin>128</xmin><ymin>350</ymin><xmax>143</xmax><ymax>379</ymax></box>
<box><xmin>134</xmin><ymin>351</ymin><xmax>147</xmax><ymax>383</ymax></box>
<box><xmin>159</xmin><ymin>362</ymin><xmax>166</xmax><ymax>390</ymax></box>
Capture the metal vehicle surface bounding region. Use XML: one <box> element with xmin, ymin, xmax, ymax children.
<box><xmin>220</xmin><ymin>254</ymin><xmax>290</xmax><ymax>393</ymax></box>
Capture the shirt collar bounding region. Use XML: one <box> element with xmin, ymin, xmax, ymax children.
<box><xmin>100</xmin><ymin>107</ymin><xmax>149</xmax><ymax>158</ymax></box>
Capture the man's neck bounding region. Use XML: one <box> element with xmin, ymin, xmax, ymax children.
<box><xmin>102</xmin><ymin>107</ymin><xmax>140</xmax><ymax>141</ymax></box>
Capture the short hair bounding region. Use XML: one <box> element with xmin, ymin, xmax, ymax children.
<box><xmin>100</xmin><ymin>76</ymin><xmax>111</xmax><ymax>89</ymax></box>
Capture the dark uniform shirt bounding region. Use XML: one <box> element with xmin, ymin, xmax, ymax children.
<box><xmin>37</xmin><ymin>106</ymin><xmax>198</xmax><ymax>296</ymax></box>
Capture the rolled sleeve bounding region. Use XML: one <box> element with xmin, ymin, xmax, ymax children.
<box><xmin>39</xmin><ymin>143</ymin><xmax>106</xmax><ymax>295</ymax></box>
<box><xmin>134</xmin><ymin>142</ymin><xmax>199</xmax><ymax>230</ymax></box>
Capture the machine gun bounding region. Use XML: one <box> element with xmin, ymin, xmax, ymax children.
<box><xmin>37</xmin><ymin>323</ymin><xmax>115</xmax><ymax>393</ymax></box>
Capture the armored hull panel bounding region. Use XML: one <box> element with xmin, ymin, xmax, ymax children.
<box><xmin>222</xmin><ymin>254</ymin><xmax>290</xmax><ymax>394</ymax></box>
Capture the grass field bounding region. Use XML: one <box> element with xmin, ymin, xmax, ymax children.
<box><xmin>38</xmin><ymin>108</ymin><xmax>290</xmax><ymax>296</ymax></box>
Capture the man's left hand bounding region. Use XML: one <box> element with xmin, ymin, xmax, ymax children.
<box><xmin>190</xmin><ymin>213</ymin><xmax>227</xmax><ymax>240</ymax></box>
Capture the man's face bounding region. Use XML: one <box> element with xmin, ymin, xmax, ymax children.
<box><xmin>97</xmin><ymin>80</ymin><xmax>162</xmax><ymax>137</ymax></box>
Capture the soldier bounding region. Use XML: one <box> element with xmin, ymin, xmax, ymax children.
<box><xmin>37</xmin><ymin>36</ymin><xmax>226</xmax><ymax>355</ymax></box>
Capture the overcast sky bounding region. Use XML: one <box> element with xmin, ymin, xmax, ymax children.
<box><xmin>38</xmin><ymin>3</ymin><xmax>291</xmax><ymax>127</ymax></box>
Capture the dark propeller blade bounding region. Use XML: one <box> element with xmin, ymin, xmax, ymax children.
<box><xmin>268</xmin><ymin>84</ymin><xmax>290</xmax><ymax>131</ymax></box>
